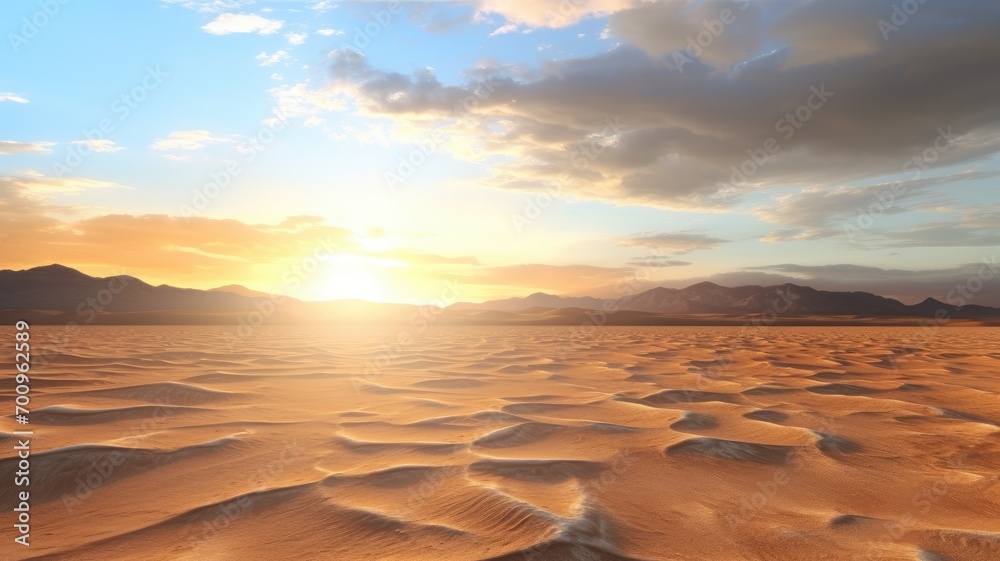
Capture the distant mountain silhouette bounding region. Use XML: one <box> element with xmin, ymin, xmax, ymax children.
<box><xmin>0</xmin><ymin>264</ymin><xmax>259</xmax><ymax>312</ymax></box>
<box><xmin>453</xmin><ymin>280</ymin><xmax>1000</xmax><ymax>318</ymax></box>
<box><xmin>209</xmin><ymin>284</ymin><xmax>296</xmax><ymax>301</ymax></box>
<box><xmin>450</xmin><ymin>292</ymin><xmax>606</xmax><ymax>312</ymax></box>
<box><xmin>2</xmin><ymin>264</ymin><xmax>999</xmax><ymax>324</ymax></box>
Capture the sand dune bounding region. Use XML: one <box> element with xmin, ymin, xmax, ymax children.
<box><xmin>2</xmin><ymin>325</ymin><xmax>999</xmax><ymax>560</ymax></box>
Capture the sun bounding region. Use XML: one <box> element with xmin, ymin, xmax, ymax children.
<box><xmin>322</xmin><ymin>266</ymin><xmax>385</xmax><ymax>302</ymax></box>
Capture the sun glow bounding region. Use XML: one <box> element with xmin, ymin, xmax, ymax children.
<box><xmin>321</xmin><ymin>266</ymin><xmax>385</xmax><ymax>302</ymax></box>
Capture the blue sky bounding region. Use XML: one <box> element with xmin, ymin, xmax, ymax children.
<box><xmin>2</xmin><ymin>0</ymin><xmax>1000</xmax><ymax>304</ymax></box>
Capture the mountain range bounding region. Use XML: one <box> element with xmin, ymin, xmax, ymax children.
<box><xmin>2</xmin><ymin>264</ymin><xmax>998</xmax><ymax>325</ymax></box>
<box><xmin>455</xmin><ymin>281</ymin><xmax>1000</xmax><ymax>317</ymax></box>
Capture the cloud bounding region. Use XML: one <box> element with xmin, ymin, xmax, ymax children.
<box><xmin>606</xmin><ymin>0</ymin><xmax>768</xmax><ymax>68</ymax></box>
<box><xmin>286</xmin><ymin>32</ymin><xmax>308</xmax><ymax>45</ymax></box>
<box><xmin>626</xmin><ymin>256</ymin><xmax>691</xmax><ymax>268</ymax></box>
<box><xmin>603</xmin><ymin>0</ymin><xmax>965</xmax><ymax>70</ymax></box>
<box><xmin>150</xmin><ymin>130</ymin><xmax>235</xmax><ymax>151</ymax></box>
<box><xmin>308</xmin><ymin>1</ymin><xmax>335</xmax><ymax>13</ymax></box>
<box><xmin>2</xmin><ymin>171</ymin><xmax>126</xmax><ymax>195</ymax></box>
<box><xmin>0</xmin><ymin>141</ymin><xmax>55</xmax><ymax>155</ymax></box>
<box><xmin>201</xmin><ymin>13</ymin><xmax>283</xmax><ymax>35</ymax></box>
<box><xmin>0</xmin><ymin>173</ymin><xmax>485</xmax><ymax>301</ymax></box>
<box><xmin>876</xmin><ymin>206</ymin><xmax>1000</xmax><ymax>249</ymax></box>
<box><xmin>752</xmin><ymin>170</ymin><xmax>997</xmax><ymax>243</ymax></box>
<box><xmin>317</xmin><ymin>28</ymin><xmax>344</xmax><ymax>36</ymax></box>
<box><xmin>620</xmin><ymin>232</ymin><xmax>729</xmax><ymax>254</ymax></box>
<box><xmin>70</xmin><ymin>139</ymin><xmax>124</xmax><ymax>153</ymax></box>
<box><xmin>0</xmin><ymin>92</ymin><xmax>29</xmax><ymax>104</ymax></box>
<box><xmin>163</xmin><ymin>154</ymin><xmax>192</xmax><ymax>162</ymax></box>
<box><xmin>488</xmin><ymin>23</ymin><xmax>518</xmax><ymax>37</ymax></box>
<box><xmin>0</xmin><ymin>173</ymin><xmax>358</xmax><ymax>289</ymax></box>
<box><xmin>475</xmin><ymin>0</ymin><xmax>634</xmax><ymax>28</ymax></box>
<box><xmin>268</xmin><ymin>81</ymin><xmax>344</xmax><ymax>120</ymax></box>
<box><xmin>304</xmin><ymin>116</ymin><xmax>326</xmax><ymax>127</ymax></box>
<box><xmin>161</xmin><ymin>0</ymin><xmax>254</xmax><ymax>13</ymax></box>
<box><xmin>256</xmin><ymin>50</ymin><xmax>291</xmax><ymax>66</ymax></box>
<box><xmin>746</xmin><ymin>263</ymin><xmax>956</xmax><ymax>281</ymax></box>
<box><xmin>323</xmin><ymin>1</ymin><xmax>1000</xmax><ymax>213</ymax></box>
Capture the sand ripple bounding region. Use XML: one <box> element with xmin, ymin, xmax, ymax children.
<box><xmin>6</xmin><ymin>325</ymin><xmax>1000</xmax><ymax>560</ymax></box>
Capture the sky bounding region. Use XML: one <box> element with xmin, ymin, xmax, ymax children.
<box><xmin>2</xmin><ymin>0</ymin><xmax>1000</xmax><ymax>305</ymax></box>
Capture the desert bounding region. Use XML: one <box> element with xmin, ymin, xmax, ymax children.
<box><xmin>2</xmin><ymin>325</ymin><xmax>998</xmax><ymax>560</ymax></box>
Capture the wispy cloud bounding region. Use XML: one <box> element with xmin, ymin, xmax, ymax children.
<box><xmin>475</xmin><ymin>0</ymin><xmax>634</xmax><ymax>28</ymax></box>
<box><xmin>308</xmin><ymin>1</ymin><xmax>336</xmax><ymax>13</ymax></box>
<box><xmin>256</xmin><ymin>50</ymin><xmax>291</xmax><ymax>66</ymax></box>
<box><xmin>161</xmin><ymin>0</ymin><xmax>254</xmax><ymax>14</ymax></box>
<box><xmin>488</xmin><ymin>23</ymin><xmax>518</xmax><ymax>37</ymax></box>
<box><xmin>285</xmin><ymin>32</ymin><xmax>308</xmax><ymax>45</ymax></box>
<box><xmin>620</xmin><ymin>232</ymin><xmax>729</xmax><ymax>254</ymax></box>
<box><xmin>201</xmin><ymin>12</ymin><xmax>283</xmax><ymax>35</ymax></box>
<box><xmin>150</xmin><ymin>130</ymin><xmax>234</xmax><ymax>151</ymax></box>
<box><xmin>70</xmin><ymin>139</ymin><xmax>124</xmax><ymax>153</ymax></box>
<box><xmin>3</xmin><ymin>171</ymin><xmax>127</xmax><ymax>194</ymax></box>
<box><xmin>0</xmin><ymin>92</ymin><xmax>29</xmax><ymax>104</ymax></box>
<box><xmin>268</xmin><ymin>81</ymin><xmax>344</xmax><ymax>120</ymax></box>
<box><xmin>0</xmin><ymin>141</ymin><xmax>55</xmax><ymax>155</ymax></box>
<box><xmin>316</xmin><ymin>28</ymin><xmax>344</xmax><ymax>36</ymax></box>
<box><xmin>626</xmin><ymin>257</ymin><xmax>691</xmax><ymax>268</ymax></box>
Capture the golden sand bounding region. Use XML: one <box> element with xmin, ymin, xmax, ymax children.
<box><xmin>2</xmin><ymin>326</ymin><xmax>999</xmax><ymax>560</ymax></box>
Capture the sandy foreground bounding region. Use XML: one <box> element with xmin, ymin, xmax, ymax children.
<box><xmin>1</xmin><ymin>326</ymin><xmax>999</xmax><ymax>561</ymax></box>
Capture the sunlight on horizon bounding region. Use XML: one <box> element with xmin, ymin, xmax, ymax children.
<box><xmin>317</xmin><ymin>261</ymin><xmax>387</xmax><ymax>302</ymax></box>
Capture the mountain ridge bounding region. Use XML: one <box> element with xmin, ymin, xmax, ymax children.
<box><xmin>2</xmin><ymin>264</ymin><xmax>998</xmax><ymax>323</ymax></box>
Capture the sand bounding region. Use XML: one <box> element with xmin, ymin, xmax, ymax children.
<box><xmin>2</xmin><ymin>325</ymin><xmax>999</xmax><ymax>560</ymax></box>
